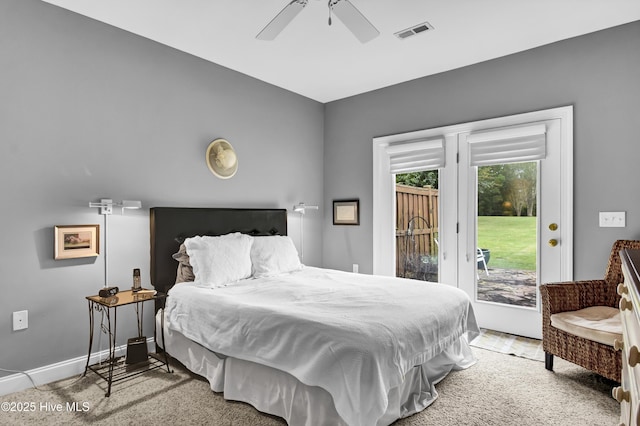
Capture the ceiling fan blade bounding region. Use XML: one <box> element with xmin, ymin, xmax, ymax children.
<box><xmin>256</xmin><ymin>0</ymin><xmax>308</xmax><ymax>41</ymax></box>
<box><xmin>331</xmin><ymin>0</ymin><xmax>379</xmax><ymax>43</ymax></box>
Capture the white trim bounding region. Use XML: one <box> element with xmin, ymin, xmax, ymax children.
<box><xmin>559</xmin><ymin>107</ymin><xmax>574</xmax><ymax>281</ymax></box>
<box><xmin>0</xmin><ymin>337</ymin><xmax>155</xmax><ymax>396</ymax></box>
<box><xmin>372</xmin><ymin>140</ymin><xmax>395</xmax><ymax>276</ymax></box>
<box><xmin>373</xmin><ymin>106</ymin><xmax>573</xmax><ymax>282</ymax></box>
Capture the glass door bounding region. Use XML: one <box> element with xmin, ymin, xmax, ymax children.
<box><xmin>395</xmin><ymin>171</ymin><xmax>440</xmax><ymax>282</ymax></box>
<box><xmin>476</xmin><ymin>161</ymin><xmax>538</xmax><ymax>308</ymax></box>
<box><xmin>458</xmin><ymin>119</ymin><xmax>563</xmax><ymax>339</ymax></box>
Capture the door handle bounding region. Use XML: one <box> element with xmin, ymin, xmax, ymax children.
<box><xmin>548</xmin><ymin>223</ymin><xmax>558</xmax><ymax>231</ymax></box>
<box><xmin>548</xmin><ymin>239</ymin><xmax>558</xmax><ymax>247</ymax></box>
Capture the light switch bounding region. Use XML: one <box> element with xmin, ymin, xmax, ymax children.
<box><xmin>599</xmin><ymin>211</ymin><xmax>626</xmax><ymax>228</ymax></box>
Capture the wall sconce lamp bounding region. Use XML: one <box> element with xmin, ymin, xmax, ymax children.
<box><xmin>89</xmin><ymin>199</ymin><xmax>142</xmax><ymax>215</ymax></box>
<box><xmin>293</xmin><ymin>202</ymin><xmax>319</xmax><ymax>215</ymax></box>
<box><xmin>89</xmin><ymin>198</ymin><xmax>142</xmax><ymax>288</ymax></box>
<box><xmin>293</xmin><ymin>202</ymin><xmax>318</xmax><ymax>262</ymax></box>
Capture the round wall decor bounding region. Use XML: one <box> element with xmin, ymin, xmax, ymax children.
<box><xmin>206</xmin><ymin>138</ymin><xmax>238</xmax><ymax>179</ymax></box>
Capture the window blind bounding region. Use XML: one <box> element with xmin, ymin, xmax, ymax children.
<box><xmin>386</xmin><ymin>138</ymin><xmax>445</xmax><ymax>174</ymax></box>
<box><xmin>468</xmin><ymin>123</ymin><xmax>546</xmax><ymax>167</ymax></box>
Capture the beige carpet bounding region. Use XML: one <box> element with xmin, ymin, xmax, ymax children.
<box><xmin>0</xmin><ymin>348</ymin><xmax>618</xmax><ymax>426</ymax></box>
<box><xmin>471</xmin><ymin>328</ymin><xmax>545</xmax><ymax>362</ymax></box>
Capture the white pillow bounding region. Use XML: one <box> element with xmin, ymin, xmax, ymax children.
<box><xmin>184</xmin><ymin>233</ymin><xmax>253</xmax><ymax>287</ymax></box>
<box><xmin>251</xmin><ymin>235</ymin><xmax>302</xmax><ymax>278</ymax></box>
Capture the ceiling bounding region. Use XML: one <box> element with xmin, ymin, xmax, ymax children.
<box><xmin>41</xmin><ymin>0</ymin><xmax>640</xmax><ymax>103</ymax></box>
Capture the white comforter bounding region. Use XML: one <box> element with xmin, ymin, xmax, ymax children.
<box><xmin>165</xmin><ymin>267</ymin><xmax>479</xmax><ymax>426</ymax></box>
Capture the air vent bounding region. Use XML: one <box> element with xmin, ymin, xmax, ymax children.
<box><xmin>394</xmin><ymin>21</ymin><xmax>434</xmax><ymax>40</ymax></box>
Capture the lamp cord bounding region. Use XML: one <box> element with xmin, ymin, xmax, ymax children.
<box><xmin>104</xmin><ymin>213</ymin><xmax>108</xmax><ymax>288</ymax></box>
<box><xmin>0</xmin><ymin>367</ymin><xmax>84</xmax><ymax>391</ymax></box>
<box><xmin>300</xmin><ymin>214</ymin><xmax>304</xmax><ymax>262</ymax></box>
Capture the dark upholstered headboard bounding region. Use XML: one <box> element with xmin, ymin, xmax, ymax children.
<box><xmin>150</xmin><ymin>207</ymin><xmax>287</xmax><ymax>296</ymax></box>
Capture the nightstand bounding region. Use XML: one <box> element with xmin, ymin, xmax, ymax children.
<box><xmin>84</xmin><ymin>289</ymin><xmax>171</xmax><ymax>396</ymax></box>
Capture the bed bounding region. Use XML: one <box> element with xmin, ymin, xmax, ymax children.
<box><xmin>150</xmin><ymin>207</ymin><xmax>479</xmax><ymax>426</ymax></box>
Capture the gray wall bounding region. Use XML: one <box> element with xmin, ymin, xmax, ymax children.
<box><xmin>323</xmin><ymin>20</ymin><xmax>640</xmax><ymax>278</ymax></box>
<box><xmin>0</xmin><ymin>0</ymin><xmax>323</xmax><ymax>375</ymax></box>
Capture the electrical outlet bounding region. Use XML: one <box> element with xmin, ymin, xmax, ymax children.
<box><xmin>353</xmin><ymin>264</ymin><xmax>359</xmax><ymax>273</ymax></box>
<box><xmin>13</xmin><ymin>310</ymin><xmax>28</xmax><ymax>331</ymax></box>
<box><xmin>599</xmin><ymin>211</ymin><xmax>626</xmax><ymax>228</ymax></box>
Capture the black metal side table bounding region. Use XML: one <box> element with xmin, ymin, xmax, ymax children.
<box><xmin>84</xmin><ymin>289</ymin><xmax>171</xmax><ymax>396</ymax></box>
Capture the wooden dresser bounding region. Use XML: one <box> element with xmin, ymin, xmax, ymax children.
<box><xmin>617</xmin><ymin>249</ymin><xmax>640</xmax><ymax>426</ymax></box>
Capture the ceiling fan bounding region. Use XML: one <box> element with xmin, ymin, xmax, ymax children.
<box><xmin>257</xmin><ymin>0</ymin><xmax>380</xmax><ymax>43</ymax></box>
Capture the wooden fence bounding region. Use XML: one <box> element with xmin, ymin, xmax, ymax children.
<box><xmin>396</xmin><ymin>184</ymin><xmax>439</xmax><ymax>279</ymax></box>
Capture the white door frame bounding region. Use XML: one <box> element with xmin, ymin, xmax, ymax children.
<box><xmin>372</xmin><ymin>105</ymin><xmax>573</xmax><ymax>286</ymax></box>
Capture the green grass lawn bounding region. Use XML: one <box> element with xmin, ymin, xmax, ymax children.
<box><xmin>477</xmin><ymin>216</ymin><xmax>536</xmax><ymax>271</ymax></box>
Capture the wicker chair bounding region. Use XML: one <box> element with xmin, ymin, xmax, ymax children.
<box><xmin>540</xmin><ymin>240</ymin><xmax>640</xmax><ymax>382</ymax></box>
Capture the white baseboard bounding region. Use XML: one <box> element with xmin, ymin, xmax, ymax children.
<box><xmin>0</xmin><ymin>338</ymin><xmax>155</xmax><ymax>397</ymax></box>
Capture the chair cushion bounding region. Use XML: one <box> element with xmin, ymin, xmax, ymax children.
<box><xmin>550</xmin><ymin>306</ymin><xmax>622</xmax><ymax>347</ymax></box>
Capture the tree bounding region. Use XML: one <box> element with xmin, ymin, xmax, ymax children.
<box><xmin>395</xmin><ymin>170</ymin><xmax>439</xmax><ymax>189</ymax></box>
<box><xmin>477</xmin><ymin>165</ymin><xmax>505</xmax><ymax>215</ymax></box>
<box><xmin>503</xmin><ymin>162</ymin><xmax>537</xmax><ymax>216</ymax></box>
<box><xmin>521</xmin><ymin>162</ymin><xmax>537</xmax><ymax>216</ymax></box>
<box><xmin>506</xmin><ymin>177</ymin><xmax>528</xmax><ymax>216</ymax></box>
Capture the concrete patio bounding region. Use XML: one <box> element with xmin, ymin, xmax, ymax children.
<box><xmin>477</xmin><ymin>268</ymin><xmax>537</xmax><ymax>307</ymax></box>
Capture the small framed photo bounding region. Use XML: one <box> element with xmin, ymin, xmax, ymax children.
<box><xmin>333</xmin><ymin>199</ymin><xmax>360</xmax><ymax>225</ymax></box>
<box><xmin>54</xmin><ymin>224</ymin><xmax>100</xmax><ymax>260</ymax></box>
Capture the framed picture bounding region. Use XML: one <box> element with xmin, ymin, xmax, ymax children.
<box><xmin>54</xmin><ymin>224</ymin><xmax>100</xmax><ymax>260</ymax></box>
<box><xmin>333</xmin><ymin>199</ymin><xmax>360</xmax><ymax>225</ymax></box>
